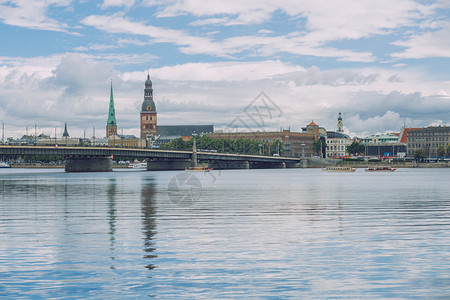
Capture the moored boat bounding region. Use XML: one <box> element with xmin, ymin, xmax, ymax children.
<box><xmin>365</xmin><ymin>166</ymin><xmax>396</xmax><ymax>172</ymax></box>
<box><xmin>185</xmin><ymin>166</ymin><xmax>213</xmax><ymax>172</ymax></box>
<box><xmin>128</xmin><ymin>162</ymin><xmax>147</xmax><ymax>169</ymax></box>
<box><xmin>322</xmin><ymin>166</ymin><xmax>356</xmax><ymax>172</ymax></box>
<box><xmin>0</xmin><ymin>162</ymin><xmax>11</xmax><ymax>168</ymax></box>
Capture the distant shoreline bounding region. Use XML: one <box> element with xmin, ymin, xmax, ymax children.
<box><xmin>9</xmin><ymin>164</ymin><xmax>129</xmax><ymax>169</ymax></box>
<box><xmin>6</xmin><ymin>162</ymin><xmax>450</xmax><ymax>169</ymax></box>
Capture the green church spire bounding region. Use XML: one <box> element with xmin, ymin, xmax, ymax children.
<box><xmin>107</xmin><ymin>81</ymin><xmax>117</xmax><ymax>126</ymax></box>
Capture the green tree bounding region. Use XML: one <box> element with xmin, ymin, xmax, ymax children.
<box><xmin>311</xmin><ymin>139</ymin><xmax>326</xmax><ymax>156</ymax></box>
<box><xmin>437</xmin><ymin>145</ymin><xmax>445</xmax><ymax>157</ymax></box>
<box><xmin>447</xmin><ymin>144</ymin><xmax>450</xmax><ymax>156</ymax></box>
<box><xmin>346</xmin><ymin>141</ymin><xmax>365</xmax><ymax>156</ymax></box>
<box><xmin>413</xmin><ymin>149</ymin><xmax>426</xmax><ymax>161</ymax></box>
<box><xmin>270</xmin><ymin>140</ymin><xmax>283</xmax><ymax>156</ymax></box>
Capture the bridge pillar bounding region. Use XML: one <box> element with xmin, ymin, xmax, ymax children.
<box><xmin>285</xmin><ymin>162</ymin><xmax>300</xmax><ymax>168</ymax></box>
<box><xmin>65</xmin><ymin>156</ymin><xmax>113</xmax><ymax>172</ymax></box>
<box><xmin>209</xmin><ymin>160</ymin><xmax>250</xmax><ymax>170</ymax></box>
<box><xmin>300</xmin><ymin>158</ymin><xmax>308</xmax><ymax>168</ymax></box>
<box><xmin>147</xmin><ymin>159</ymin><xmax>189</xmax><ymax>171</ymax></box>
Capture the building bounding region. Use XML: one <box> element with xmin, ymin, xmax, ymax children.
<box><xmin>154</xmin><ymin>125</ymin><xmax>214</xmax><ymax>148</ymax></box>
<box><xmin>108</xmin><ymin>134</ymin><xmax>146</xmax><ymax>148</ymax></box>
<box><xmin>398</xmin><ymin>127</ymin><xmax>421</xmax><ymax>144</ymax></box>
<box><xmin>63</xmin><ymin>122</ymin><xmax>69</xmax><ymax>138</ymax></box>
<box><xmin>363</xmin><ymin>133</ymin><xmax>399</xmax><ymax>144</ymax></box>
<box><xmin>140</xmin><ymin>72</ymin><xmax>157</xmax><ymax>138</ymax></box>
<box><xmin>157</xmin><ymin>125</ymin><xmax>214</xmax><ymax>137</ymax></box>
<box><xmin>326</xmin><ymin>131</ymin><xmax>353</xmax><ymax>158</ymax></box>
<box><xmin>106</xmin><ymin>82</ymin><xmax>118</xmax><ymax>137</ymax></box>
<box><xmin>208</xmin><ymin>122</ymin><xmax>321</xmax><ymax>158</ymax></box>
<box><xmin>406</xmin><ymin>125</ymin><xmax>450</xmax><ymax>157</ymax></box>
<box><xmin>337</xmin><ymin>112</ymin><xmax>344</xmax><ymax>133</ymax></box>
<box><xmin>325</xmin><ymin>113</ymin><xmax>353</xmax><ymax>158</ymax></box>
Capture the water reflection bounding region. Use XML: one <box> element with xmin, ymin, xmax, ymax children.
<box><xmin>107</xmin><ymin>178</ymin><xmax>117</xmax><ymax>270</ymax></box>
<box><xmin>141</xmin><ymin>179</ymin><xmax>157</xmax><ymax>271</ymax></box>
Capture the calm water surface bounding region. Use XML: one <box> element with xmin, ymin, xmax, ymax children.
<box><xmin>0</xmin><ymin>168</ymin><xmax>449</xmax><ymax>299</ymax></box>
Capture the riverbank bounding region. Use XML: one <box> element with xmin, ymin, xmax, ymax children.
<box><xmin>338</xmin><ymin>161</ymin><xmax>450</xmax><ymax>168</ymax></box>
<box><xmin>7</xmin><ymin>162</ymin><xmax>450</xmax><ymax>169</ymax></box>
<box><xmin>9</xmin><ymin>163</ymin><xmax>129</xmax><ymax>169</ymax></box>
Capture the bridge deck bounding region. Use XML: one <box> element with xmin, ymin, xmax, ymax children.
<box><xmin>0</xmin><ymin>145</ymin><xmax>300</xmax><ymax>163</ymax></box>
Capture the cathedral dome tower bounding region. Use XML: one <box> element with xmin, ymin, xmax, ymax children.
<box><xmin>140</xmin><ymin>72</ymin><xmax>157</xmax><ymax>138</ymax></box>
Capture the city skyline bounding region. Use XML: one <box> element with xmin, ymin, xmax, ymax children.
<box><xmin>1</xmin><ymin>0</ymin><xmax>450</xmax><ymax>139</ymax></box>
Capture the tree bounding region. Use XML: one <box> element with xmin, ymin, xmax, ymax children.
<box><xmin>437</xmin><ymin>145</ymin><xmax>445</xmax><ymax>157</ymax></box>
<box><xmin>270</xmin><ymin>140</ymin><xmax>283</xmax><ymax>156</ymax></box>
<box><xmin>346</xmin><ymin>141</ymin><xmax>365</xmax><ymax>156</ymax></box>
<box><xmin>413</xmin><ymin>149</ymin><xmax>426</xmax><ymax>161</ymax></box>
<box><xmin>311</xmin><ymin>139</ymin><xmax>326</xmax><ymax>156</ymax></box>
<box><xmin>447</xmin><ymin>144</ymin><xmax>450</xmax><ymax>156</ymax></box>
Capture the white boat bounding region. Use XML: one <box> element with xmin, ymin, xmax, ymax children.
<box><xmin>0</xmin><ymin>162</ymin><xmax>11</xmax><ymax>168</ymax></box>
<box><xmin>128</xmin><ymin>162</ymin><xmax>147</xmax><ymax>169</ymax></box>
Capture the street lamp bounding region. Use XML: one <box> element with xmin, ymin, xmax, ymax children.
<box><xmin>301</xmin><ymin>143</ymin><xmax>305</xmax><ymax>158</ymax></box>
<box><xmin>1</xmin><ymin>120</ymin><xmax>4</xmax><ymax>144</ymax></box>
<box><xmin>26</xmin><ymin>124</ymin><xmax>29</xmax><ymax>144</ymax></box>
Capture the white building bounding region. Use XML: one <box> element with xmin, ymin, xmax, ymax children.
<box><xmin>326</xmin><ymin>112</ymin><xmax>353</xmax><ymax>158</ymax></box>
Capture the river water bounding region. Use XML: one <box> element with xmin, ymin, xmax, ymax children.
<box><xmin>0</xmin><ymin>167</ymin><xmax>449</xmax><ymax>299</ymax></box>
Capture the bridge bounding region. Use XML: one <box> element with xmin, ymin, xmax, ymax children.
<box><xmin>0</xmin><ymin>145</ymin><xmax>306</xmax><ymax>172</ymax></box>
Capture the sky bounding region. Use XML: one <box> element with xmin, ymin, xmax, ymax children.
<box><xmin>1</xmin><ymin>0</ymin><xmax>450</xmax><ymax>139</ymax></box>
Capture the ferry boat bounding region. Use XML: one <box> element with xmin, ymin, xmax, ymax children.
<box><xmin>128</xmin><ymin>162</ymin><xmax>147</xmax><ymax>169</ymax></box>
<box><xmin>322</xmin><ymin>166</ymin><xmax>356</xmax><ymax>172</ymax></box>
<box><xmin>185</xmin><ymin>166</ymin><xmax>213</xmax><ymax>172</ymax></box>
<box><xmin>365</xmin><ymin>166</ymin><xmax>396</xmax><ymax>172</ymax></box>
<box><xmin>0</xmin><ymin>162</ymin><xmax>11</xmax><ymax>168</ymax></box>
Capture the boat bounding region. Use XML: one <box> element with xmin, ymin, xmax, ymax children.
<box><xmin>185</xmin><ymin>166</ymin><xmax>213</xmax><ymax>172</ymax></box>
<box><xmin>322</xmin><ymin>166</ymin><xmax>356</xmax><ymax>172</ymax></box>
<box><xmin>128</xmin><ymin>162</ymin><xmax>147</xmax><ymax>169</ymax></box>
<box><xmin>0</xmin><ymin>162</ymin><xmax>11</xmax><ymax>168</ymax></box>
<box><xmin>365</xmin><ymin>166</ymin><xmax>396</xmax><ymax>172</ymax></box>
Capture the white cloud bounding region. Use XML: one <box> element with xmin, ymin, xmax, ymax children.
<box><xmin>0</xmin><ymin>0</ymin><xmax>77</xmax><ymax>34</ymax></box>
<box><xmin>188</xmin><ymin>17</ymin><xmax>229</xmax><ymax>27</ymax></box>
<box><xmin>1</xmin><ymin>54</ymin><xmax>449</xmax><ymax>139</ymax></box>
<box><xmin>81</xmin><ymin>14</ymin><xmax>376</xmax><ymax>62</ymax></box>
<box><xmin>391</xmin><ymin>21</ymin><xmax>450</xmax><ymax>59</ymax></box>
<box><xmin>101</xmin><ymin>0</ymin><xmax>136</xmax><ymax>9</ymax></box>
<box><xmin>150</xmin><ymin>0</ymin><xmax>430</xmax><ymax>43</ymax></box>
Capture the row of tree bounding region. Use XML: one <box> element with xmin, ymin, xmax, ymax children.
<box><xmin>345</xmin><ymin>141</ymin><xmax>450</xmax><ymax>159</ymax></box>
<box><xmin>159</xmin><ymin>135</ymin><xmax>283</xmax><ymax>156</ymax></box>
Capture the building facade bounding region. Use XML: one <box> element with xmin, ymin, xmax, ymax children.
<box><xmin>325</xmin><ymin>113</ymin><xmax>352</xmax><ymax>158</ymax></box>
<box><xmin>106</xmin><ymin>82</ymin><xmax>118</xmax><ymax>137</ymax></box>
<box><xmin>140</xmin><ymin>73</ymin><xmax>157</xmax><ymax>138</ymax></box>
<box><xmin>208</xmin><ymin>122</ymin><xmax>320</xmax><ymax>158</ymax></box>
<box><xmin>363</xmin><ymin>133</ymin><xmax>399</xmax><ymax>144</ymax></box>
<box><xmin>326</xmin><ymin>131</ymin><xmax>353</xmax><ymax>158</ymax></box>
<box><xmin>108</xmin><ymin>134</ymin><xmax>146</xmax><ymax>148</ymax></box>
<box><xmin>406</xmin><ymin>126</ymin><xmax>450</xmax><ymax>157</ymax></box>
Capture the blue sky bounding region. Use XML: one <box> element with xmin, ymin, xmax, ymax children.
<box><xmin>1</xmin><ymin>0</ymin><xmax>450</xmax><ymax>139</ymax></box>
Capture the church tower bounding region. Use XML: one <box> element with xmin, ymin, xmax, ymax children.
<box><xmin>140</xmin><ymin>72</ymin><xmax>157</xmax><ymax>138</ymax></box>
<box><xmin>337</xmin><ymin>112</ymin><xmax>344</xmax><ymax>133</ymax></box>
<box><xmin>106</xmin><ymin>82</ymin><xmax>118</xmax><ymax>137</ymax></box>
